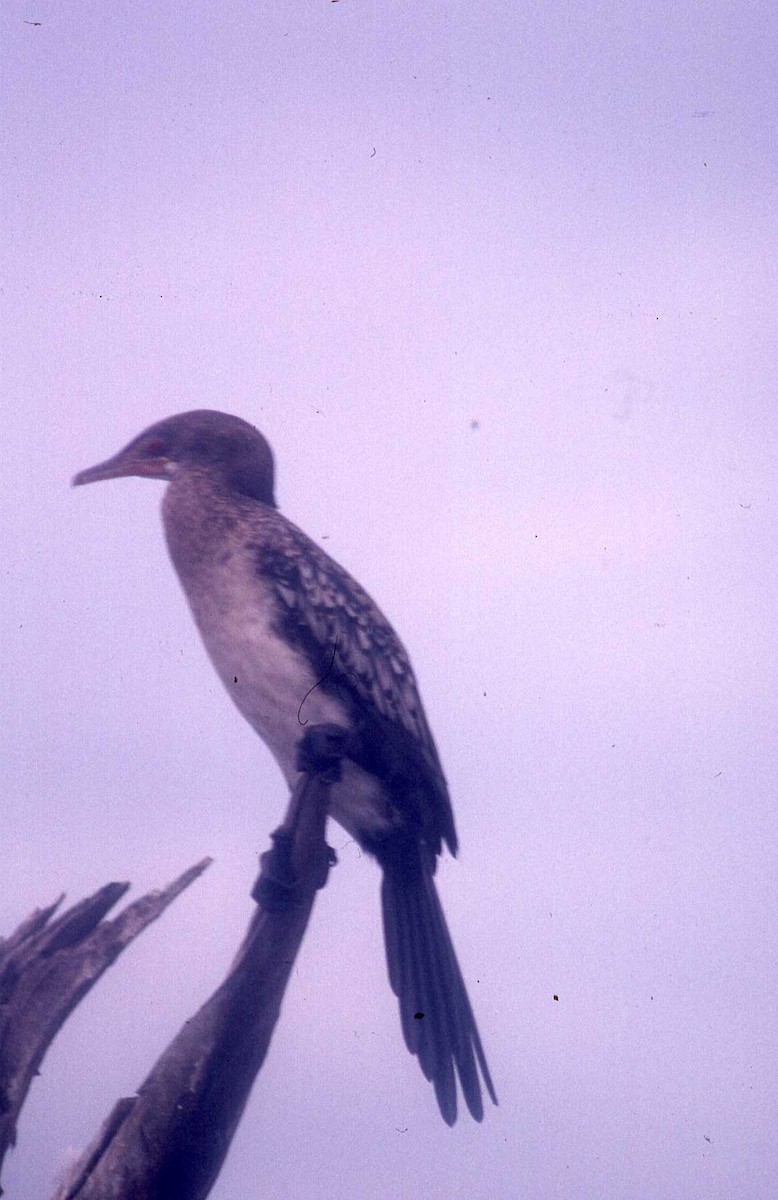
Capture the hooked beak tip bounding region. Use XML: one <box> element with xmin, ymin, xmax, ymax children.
<box><xmin>71</xmin><ymin>456</ymin><xmax>172</xmax><ymax>487</ymax></box>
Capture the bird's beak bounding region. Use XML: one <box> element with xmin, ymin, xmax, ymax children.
<box><xmin>72</xmin><ymin>451</ymin><xmax>172</xmax><ymax>487</ymax></box>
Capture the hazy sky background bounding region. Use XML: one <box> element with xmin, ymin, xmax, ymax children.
<box><xmin>2</xmin><ymin>2</ymin><xmax>776</xmax><ymax>1197</ymax></box>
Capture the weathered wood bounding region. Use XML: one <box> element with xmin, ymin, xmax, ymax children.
<box><xmin>0</xmin><ymin>859</ymin><xmax>212</xmax><ymax>1190</ymax></box>
<box><xmin>51</xmin><ymin>723</ymin><xmax>343</xmax><ymax>1200</ymax></box>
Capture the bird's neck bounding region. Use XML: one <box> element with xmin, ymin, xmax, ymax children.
<box><xmin>161</xmin><ymin>467</ymin><xmax>264</xmax><ymax>581</ymax></box>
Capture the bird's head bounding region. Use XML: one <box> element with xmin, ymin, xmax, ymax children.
<box><xmin>72</xmin><ymin>409</ymin><xmax>276</xmax><ymax>505</ymax></box>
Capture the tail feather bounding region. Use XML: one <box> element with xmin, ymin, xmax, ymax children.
<box><xmin>380</xmin><ymin>842</ymin><xmax>497</xmax><ymax>1125</ymax></box>
<box><xmin>382</xmin><ymin>864</ymin><xmax>421</xmax><ymax>1055</ymax></box>
<box><xmin>405</xmin><ymin>873</ymin><xmax>457</xmax><ymax>1112</ymax></box>
<box><xmin>421</xmin><ymin>876</ymin><xmax>482</xmax><ymax>1115</ymax></box>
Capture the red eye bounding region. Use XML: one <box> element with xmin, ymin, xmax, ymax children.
<box><xmin>143</xmin><ymin>437</ymin><xmax>168</xmax><ymax>456</ymax></box>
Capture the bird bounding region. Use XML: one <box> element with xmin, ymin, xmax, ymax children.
<box><xmin>73</xmin><ymin>409</ymin><xmax>497</xmax><ymax>1125</ymax></box>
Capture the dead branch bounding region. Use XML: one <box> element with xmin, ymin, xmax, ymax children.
<box><xmin>51</xmin><ymin>722</ymin><xmax>346</xmax><ymax>1200</ymax></box>
<box><xmin>0</xmin><ymin>858</ymin><xmax>212</xmax><ymax>1189</ymax></box>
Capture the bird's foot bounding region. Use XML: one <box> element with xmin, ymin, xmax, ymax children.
<box><xmin>294</xmin><ymin>721</ymin><xmax>352</xmax><ymax>782</ymax></box>
<box><xmin>252</xmin><ymin>723</ymin><xmax>347</xmax><ymax>910</ymax></box>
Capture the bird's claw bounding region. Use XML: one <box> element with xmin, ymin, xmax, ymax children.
<box><xmin>252</xmin><ymin>724</ymin><xmax>347</xmax><ymax>909</ymax></box>
<box><xmin>294</xmin><ymin>722</ymin><xmax>351</xmax><ymax>782</ymax></box>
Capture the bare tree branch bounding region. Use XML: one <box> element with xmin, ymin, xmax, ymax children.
<box><xmin>0</xmin><ymin>859</ymin><xmax>212</xmax><ymax>1189</ymax></box>
<box><xmin>51</xmin><ymin>722</ymin><xmax>345</xmax><ymax>1200</ymax></box>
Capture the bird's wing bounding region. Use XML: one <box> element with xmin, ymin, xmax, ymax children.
<box><xmin>251</xmin><ymin>515</ymin><xmax>457</xmax><ymax>857</ymax></box>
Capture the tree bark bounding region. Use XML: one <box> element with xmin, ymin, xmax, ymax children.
<box><xmin>0</xmin><ymin>859</ymin><xmax>212</xmax><ymax>1190</ymax></box>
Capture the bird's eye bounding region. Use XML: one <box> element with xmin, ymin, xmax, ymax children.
<box><xmin>143</xmin><ymin>436</ymin><xmax>168</xmax><ymax>457</ymax></box>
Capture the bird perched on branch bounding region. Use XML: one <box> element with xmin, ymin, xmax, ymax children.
<box><xmin>73</xmin><ymin>409</ymin><xmax>496</xmax><ymax>1125</ymax></box>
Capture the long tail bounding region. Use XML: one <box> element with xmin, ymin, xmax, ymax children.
<box><xmin>379</xmin><ymin>841</ymin><xmax>497</xmax><ymax>1125</ymax></box>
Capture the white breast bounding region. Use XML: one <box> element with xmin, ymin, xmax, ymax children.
<box><xmin>184</xmin><ymin>551</ymin><xmax>348</xmax><ymax>781</ymax></box>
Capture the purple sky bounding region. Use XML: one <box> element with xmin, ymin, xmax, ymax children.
<box><xmin>3</xmin><ymin>3</ymin><xmax>776</xmax><ymax>1197</ymax></box>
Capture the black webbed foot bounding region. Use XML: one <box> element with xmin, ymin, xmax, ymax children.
<box><xmin>252</xmin><ymin>723</ymin><xmax>347</xmax><ymax>910</ymax></box>
<box><xmin>294</xmin><ymin>721</ymin><xmax>352</xmax><ymax>781</ymax></box>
